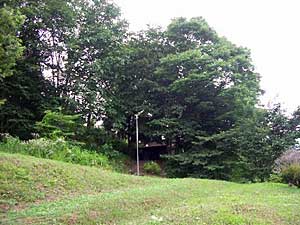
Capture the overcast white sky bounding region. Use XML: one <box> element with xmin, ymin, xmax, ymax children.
<box><xmin>114</xmin><ymin>0</ymin><xmax>300</xmax><ymax>113</ymax></box>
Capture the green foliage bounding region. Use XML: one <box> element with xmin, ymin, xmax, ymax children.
<box><xmin>268</xmin><ymin>174</ymin><xmax>283</xmax><ymax>183</ymax></box>
<box><xmin>1</xmin><ymin>0</ymin><xmax>126</xmax><ymax>138</ymax></box>
<box><xmin>34</xmin><ymin>110</ymin><xmax>130</xmax><ymax>172</ymax></box>
<box><xmin>163</xmin><ymin>155</ymin><xmax>190</xmax><ymax>178</ymax></box>
<box><xmin>64</xmin><ymin>0</ymin><xmax>127</xmax><ymax>126</ymax></box>
<box><xmin>0</xmin><ymin>70</ymin><xmax>50</xmax><ymax>139</ymax></box>
<box><xmin>75</xmin><ymin>127</ymin><xmax>108</xmax><ymax>149</ymax></box>
<box><xmin>96</xmin><ymin>142</ymin><xmax>130</xmax><ymax>173</ymax></box>
<box><xmin>143</xmin><ymin>161</ymin><xmax>161</xmax><ymax>175</ymax></box>
<box><xmin>36</xmin><ymin>110</ymin><xmax>81</xmax><ymax>139</ymax></box>
<box><xmin>164</xmin><ymin>104</ymin><xmax>300</xmax><ymax>181</ymax></box>
<box><xmin>282</xmin><ymin>164</ymin><xmax>300</xmax><ymax>188</ymax></box>
<box><xmin>1</xmin><ymin>0</ymin><xmax>299</xmax><ymax>183</ymax></box>
<box><xmin>0</xmin><ymin>0</ymin><xmax>59</xmax><ymax>139</ymax></box>
<box><xmin>98</xmin><ymin>143</ymin><xmax>119</xmax><ymax>158</ymax></box>
<box><xmin>166</xmin><ymin>17</ymin><xmax>218</xmax><ymax>52</ymax></box>
<box><xmin>0</xmin><ymin>6</ymin><xmax>25</xmax><ymax>78</ymax></box>
<box><xmin>103</xmin><ymin>27</ymin><xmax>168</xmax><ymax>143</ymax></box>
<box><xmin>0</xmin><ymin>5</ymin><xmax>25</xmax><ymax>105</ymax></box>
<box><xmin>232</xmin><ymin>105</ymin><xmax>300</xmax><ymax>181</ymax></box>
<box><xmin>151</xmin><ymin>17</ymin><xmax>261</xmax><ymax>180</ymax></box>
<box><xmin>274</xmin><ymin>149</ymin><xmax>300</xmax><ymax>173</ymax></box>
<box><xmin>75</xmin><ymin>126</ymin><xmax>128</xmax><ymax>154</ymax></box>
<box><xmin>0</xmin><ymin>136</ymin><xmax>110</xmax><ymax>168</ymax></box>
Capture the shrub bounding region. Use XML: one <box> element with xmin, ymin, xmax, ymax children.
<box><xmin>274</xmin><ymin>150</ymin><xmax>300</xmax><ymax>173</ymax></box>
<box><xmin>0</xmin><ymin>135</ymin><xmax>23</xmax><ymax>153</ymax></box>
<box><xmin>143</xmin><ymin>161</ymin><xmax>161</xmax><ymax>175</ymax></box>
<box><xmin>0</xmin><ymin>136</ymin><xmax>110</xmax><ymax>169</ymax></box>
<box><xmin>281</xmin><ymin>164</ymin><xmax>300</xmax><ymax>188</ymax></box>
<box><xmin>268</xmin><ymin>173</ymin><xmax>283</xmax><ymax>183</ymax></box>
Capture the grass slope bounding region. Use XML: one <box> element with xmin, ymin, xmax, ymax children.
<box><xmin>1</xmin><ymin>152</ymin><xmax>300</xmax><ymax>225</ymax></box>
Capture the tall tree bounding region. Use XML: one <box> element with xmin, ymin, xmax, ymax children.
<box><xmin>103</xmin><ymin>27</ymin><xmax>171</xmax><ymax>144</ymax></box>
<box><xmin>150</xmin><ymin>18</ymin><xmax>261</xmax><ymax>179</ymax></box>
<box><xmin>64</xmin><ymin>0</ymin><xmax>127</xmax><ymax>127</ymax></box>
<box><xmin>0</xmin><ymin>0</ymin><xmax>74</xmax><ymax>138</ymax></box>
<box><xmin>0</xmin><ymin>5</ymin><xmax>25</xmax><ymax>105</ymax></box>
<box><xmin>0</xmin><ymin>5</ymin><xmax>25</xmax><ymax>78</ymax></box>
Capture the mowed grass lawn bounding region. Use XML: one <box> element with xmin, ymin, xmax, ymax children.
<box><xmin>0</xmin><ymin>152</ymin><xmax>300</xmax><ymax>225</ymax></box>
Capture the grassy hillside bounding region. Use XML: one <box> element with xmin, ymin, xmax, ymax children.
<box><xmin>1</xmin><ymin>152</ymin><xmax>300</xmax><ymax>225</ymax></box>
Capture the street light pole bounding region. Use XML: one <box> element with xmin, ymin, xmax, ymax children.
<box><xmin>135</xmin><ymin>110</ymin><xmax>144</xmax><ymax>176</ymax></box>
<box><xmin>135</xmin><ymin>110</ymin><xmax>152</xmax><ymax>176</ymax></box>
<box><xmin>135</xmin><ymin>114</ymin><xmax>140</xmax><ymax>176</ymax></box>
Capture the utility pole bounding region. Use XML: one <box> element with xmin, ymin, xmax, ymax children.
<box><xmin>135</xmin><ymin>110</ymin><xmax>144</xmax><ymax>176</ymax></box>
<box><xmin>135</xmin><ymin>110</ymin><xmax>152</xmax><ymax>176</ymax></box>
<box><xmin>135</xmin><ymin>114</ymin><xmax>140</xmax><ymax>176</ymax></box>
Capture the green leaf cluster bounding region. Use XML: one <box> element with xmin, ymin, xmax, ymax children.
<box><xmin>35</xmin><ymin>110</ymin><xmax>80</xmax><ymax>139</ymax></box>
<box><xmin>0</xmin><ymin>6</ymin><xmax>25</xmax><ymax>78</ymax></box>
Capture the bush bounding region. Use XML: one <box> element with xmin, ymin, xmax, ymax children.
<box><xmin>268</xmin><ymin>173</ymin><xmax>283</xmax><ymax>183</ymax></box>
<box><xmin>97</xmin><ymin>143</ymin><xmax>131</xmax><ymax>173</ymax></box>
<box><xmin>0</xmin><ymin>136</ymin><xmax>110</xmax><ymax>169</ymax></box>
<box><xmin>143</xmin><ymin>161</ymin><xmax>161</xmax><ymax>175</ymax></box>
<box><xmin>274</xmin><ymin>149</ymin><xmax>300</xmax><ymax>173</ymax></box>
<box><xmin>281</xmin><ymin>164</ymin><xmax>300</xmax><ymax>187</ymax></box>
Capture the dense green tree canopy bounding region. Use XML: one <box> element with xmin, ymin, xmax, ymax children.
<box><xmin>0</xmin><ymin>1</ymin><xmax>299</xmax><ymax>181</ymax></box>
<box><xmin>143</xmin><ymin>18</ymin><xmax>261</xmax><ymax>179</ymax></box>
<box><xmin>0</xmin><ymin>5</ymin><xmax>25</xmax><ymax>105</ymax></box>
<box><xmin>64</xmin><ymin>0</ymin><xmax>127</xmax><ymax>127</ymax></box>
<box><xmin>0</xmin><ymin>6</ymin><xmax>25</xmax><ymax>78</ymax></box>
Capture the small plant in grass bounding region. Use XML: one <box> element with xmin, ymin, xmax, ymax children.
<box><xmin>143</xmin><ymin>161</ymin><xmax>161</xmax><ymax>175</ymax></box>
<box><xmin>281</xmin><ymin>164</ymin><xmax>300</xmax><ymax>187</ymax></box>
